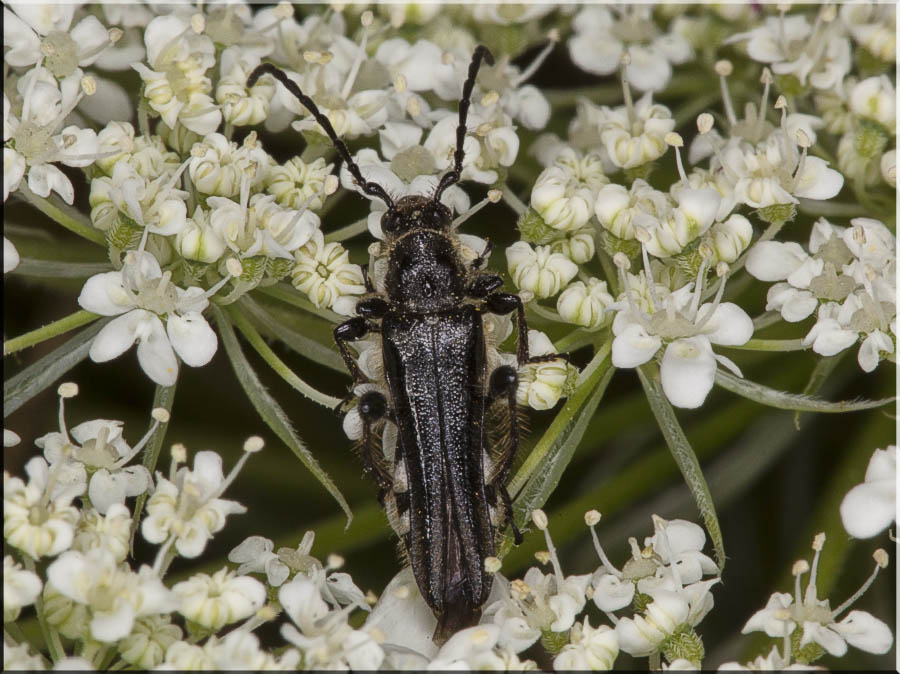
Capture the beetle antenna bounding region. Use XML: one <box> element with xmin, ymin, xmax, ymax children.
<box><xmin>248</xmin><ymin>63</ymin><xmax>395</xmax><ymax>210</ymax></box>
<box><xmin>433</xmin><ymin>45</ymin><xmax>495</xmax><ymax>203</ymax></box>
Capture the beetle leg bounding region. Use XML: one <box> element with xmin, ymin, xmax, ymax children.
<box><xmin>467</xmin><ymin>272</ymin><xmax>504</xmax><ymax>299</ymax></box>
<box><xmin>333</xmin><ymin>317</ymin><xmax>379</xmax><ymax>384</ymax></box>
<box><xmin>488</xmin><ymin>364</ymin><xmax>524</xmax><ymax>544</ymax></box>
<box><xmin>484</xmin><ymin>292</ymin><xmax>571</xmax><ymax>366</ymax></box>
<box><xmin>357</xmin><ymin>391</ymin><xmax>394</xmax><ymax>492</ymax></box>
<box><xmin>361</xmin><ymin>263</ymin><xmax>375</xmax><ymax>293</ymax></box>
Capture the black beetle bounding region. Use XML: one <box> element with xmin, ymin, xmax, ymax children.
<box><xmin>249</xmin><ymin>46</ymin><xmax>563</xmax><ymax>644</ymax></box>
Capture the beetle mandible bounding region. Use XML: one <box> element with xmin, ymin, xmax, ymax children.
<box><xmin>249</xmin><ymin>46</ymin><xmax>565</xmax><ymax>644</ymax></box>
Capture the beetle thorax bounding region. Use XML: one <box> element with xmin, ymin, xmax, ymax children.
<box><xmin>385</xmin><ymin>229</ymin><xmax>467</xmax><ymax>312</ymax></box>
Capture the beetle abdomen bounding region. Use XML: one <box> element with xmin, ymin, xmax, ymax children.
<box><xmin>381</xmin><ymin>306</ymin><xmax>495</xmax><ymax>635</ymax></box>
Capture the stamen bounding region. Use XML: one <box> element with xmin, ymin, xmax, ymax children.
<box><xmin>512</xmin><ymin>32</ymin><xmax>558</xmax><ymax>86</ymax></box>
<box><xmin>163</xmin><ymin>156</ymin><xmax>194</xmax><ymax>193</ymax></box>
<box><xmin>21</xmin><ymin>58</ymin><xmax>45</xmax><ymax>122</ymax></box>
<box><xmin>694</xmin><ymin>261</ymin><xmax>729</xmax><ymax>331</ymax></box>
<box><xmin>792</xmin><ymin>559</ymin><xmax>809</xmax><ymax>606</ymax></box>
<box><xmin>586</xmin><ymin>513</ymin><xmax>622</xmax><ymax>576</ymax></box>
<box><xmin>831</xmin><ymin>549</ymin><xmax>888</xmax><ymax>618</ymax></box>
<box><xmin>861</xmin><ymin>268</ymin><xmax>889</xmax><ymax>332</ymax></box>
<box><xmin>341</xmin><ymin>11</ymin><xmax>373</xmax><ymax>100</ymax></box>
<box><xmin>775</xmin><ymin>95</ymin><xmax>788</xmax><ymax>129</ymax></box>
<box><xmin>627</xmin><ymin>536</ymin><xmax>643</xmax><ymax>561</ymax></box>
<box><xmin>804</xmin><ymin>532</ymin><xmax>825</xmax><ymax>604</ymax></box>
<box><xmin>619</xmin><ymin>52</ymin><xmax>635</xmax><ymax>125</ymax></box>
<box><xmin>666</xmin><ymin>132</ymin><xmax>687</xmax><ymax>183</ymax></box>
<box><xmin>116</xmin><ymin>409</ymin><xmax>169</xmax><ymax>467</ymax></box>
<box><xmin>452</xmin><ymin>189</ymin><xmax>501</xmax><ymax>228</ymax></box>
<box><xmin>56</xmin><ymin>382</ymin><xmax>78</xmax><ymax>442</ymax></box>
<box><xmin>688</xmin><ymin>257</ymin><xmax>711</xmax><ymax>319</ymax></box>
<box><xmin>714</xmin><ymin>60</ymin><xmax>737</xmax><ymax>126</ymax></box>
<box><xmin>204</xmin><ymin>257</ymin><xmax>244</xmax><ymax>300</ymax></box>
<box><xmin>211</xmin><ymin>436</ymin><xmax>260</xmax><ymax>499</ymax></box>
<box><xmin>755</xmin><ymin>69</ymin><xmax>773</xmax><ymax>140</ymax></box>
<box><xmin>169</xmin><ymin>443</ymin><xmax>187</xmax><ymax>482</ymax></box>
<box><xmin>152</xmin><ymin>534</ymin><xmax>176</xmax><ymax>575</ymax></box>
<box><xmin>791</xmin><ymin>129</ymin><xmax>811</xmax><ymax>190</ymax></box>
<box><xmin>634</xmin><ymin>227</ymin><xmax>660</xmax><ymax>311</ymax></box>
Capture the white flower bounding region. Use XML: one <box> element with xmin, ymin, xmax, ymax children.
<box><xmin>4</xmin><ymin>237</ymin><xmax>20</xmax><ymax>273</ymax></box>
<box><xmin>118</xmin><ymin>615</ymin><xmax>182</xmax><ymax>669</ymax></box>
<box><xmin>595</xmin><ymin>179</ymin><xmax>670</xmax><ymax>242</ymax></box>
<box><xmin>4</xmin><ymin>5</ymin><xmax>113</xmax><ymax>75</ymax></box>
<box><xmin>77</xmin><ymin>251</ymin><xmax>218</xmax><ymax>387</ymax></box>
<box><xmin>424</xmin><ymin>108</ymin><xmax>519</xmax><ymax>185</ymax></box>
<box><xmin>612</xmin><ymin>271</ymin><xmax>753</xmax><ymax>409</ymax></box>
<box><xmin>173</xmin><ymin>567</ymin><xmax>266</xmax><ymax>631</ymax></box>
<box><xmin>742</xmin><ymin>534</ymin><xmax>892</xmax><ymax>659</ymax></box>
<box><xmin>216</xmin><ymin>46</ymin><xmax>275</xmax><ymax>127</ymax></box>
<box><xmin>4</xmin><ymin>554</ymin><xmax>42</xmax><ymax>622</ymax></box>
<box><xmin>644</xmin><ymin>188</ymin><xmax>721</xmax><ymax>258</ymax></box>
<box><xmin>706</xmin><ymin>214</ymin><xmax>753</xmax><ymax>264</ymax></box>
<box><xmin>4</xmin><ymin>457</ymin><xmax>82</xmax><ymax>560</ymax></box>
<box><xmin>280</xmin><ymin>575</ymin><xmax>385</xmax><ymax>669</ymax></box>
<box><xmin>553</xmin><ymin>617</ymin><xmax>619</xmax><ymax>671</ymax></box>
<box><xmin>89</xmin><ymin>161</ymin><xmax>188</xmax><ymax>235</ymax></box>
<box><xmin>568</xmin><ymin>6</ymin><xmax>692</xmax><ymax>92</ymax></box>
<box><xmin>841</xmin><ymin>3</ymin><xmax>896</xmax><ymax>63</ymax></box>
<box><xmin>291</xmin><ymin>230</ymin><xmax>366</xmax><ymax>314</ymax></box>
<box><xmin>46</xmin><ymin>548</ymin><xmax>176</xmax><ymax>642</ymax></box>
<box><xmin>133</xmin><ymin>15</ymin><xmax>221</xmax><ymax>135</ymax></box>
<box><xmin>644</xmin><ymin>517</ymin><xmax>718</xmax><ymax>586</ymax></box>
<box><xmin>176</xmin><ymin>205</ymin><xmax>227</xmax><ymax>264</ymax></box>
<box><xmin>550</xmin><ymin>228</ymin><xmax>596</xmax><ymax>265</ymax></box>
<box><xmin>518</xmin><ymin>340</ymin><xmax>575</xmax><ymax>411</ymax></box>
<box><xmin>531</xmin><ymin>150</ymin><xmax>608</xmax><ymax>232</ymax></box>
<box><xmin>616</xmin><ymin>579</ymin><xmax>718</xmax><ymax>659</ymax></box>
<box><xmin>600</xmin><ymin>93</ymin><xmax>675</xmax><ymax>169</ymax></box>
<box><xmin>557</xmin><ymin>279</ymin><xmax>615</xmax><ymax>329</ymax></box>
<box><xmin>37</xmin><ymin>415</ymin><xmax>153</xmax><ymax>515</ymax></box>
<box><xmin>3</xmin><ymin>641</ymin><xmax>47</xmax><ymax>671</ymax></box>
<box><xmin>840</xmin><ymin>446</ymin><xmax>896</xmax><ymax>539</ymax></box>
<box><xmin>228</xmin><ymin>535</ymin><xmax>291</xmax><ymax>587</ymax></box>
<box><xmin>849</xmin><ymin>76</ymin><xmax>896</xmax><ymax>130</ymax></box>
<box><xmin>209</xmin><ymin>192</ymin><xmax>319</xmax><ymax>260</ymax></box>
<box><xmin>141</xmin><ymin>450</ymin><xmax>248</xmax><ymax>558</ymax></box>
<box><xmin>4</xmin><ymin>72</ymin><xmax>100</xmax><ymax>204</ymax></box>
<box><xmin>72</xmin><ymin>504</ymin><xmax>132</xmax><ymax>564</ymax></box>
<box><xmin>188</xmin><ymin>132</ymin><xmax>270</xmax><ymax>198</ymax></box>
<box><xmin>93</xmin><ymin>121</ymin><xmax>181</xmax><ymax>178</ymax></box>
<box><xmin>506</xmin><ymin>241</ymin><xmax>578</xmax><ymax>299</ymax></box>
<box><xmin>266</xmin><ymin>156</ymin><xmax>335</xmax><ymax>212</ymax></box>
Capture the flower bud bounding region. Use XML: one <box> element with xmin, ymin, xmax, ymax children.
<box><xmin>506</xmin><ymin>241</ymin><xmax>578</xmax><ymax>299</ymax></box>
<box><xmin>557</xmin><ymin>278</ymin><xmax>615</xmax><ymax>329</ymax></box>
<box><xmin>708</xmin><ymin>214</ymin><xmax>753</xmax><ymax>263</ymax></box>
<box><xmin>550</xmin><ymin>229</ymin><xmax>596</xmax><ymax>264</ymax></box>
<box><xmin>849</xmin><ymin>76</ymin><xmax>896</xmax><ymax>129</ymax></box>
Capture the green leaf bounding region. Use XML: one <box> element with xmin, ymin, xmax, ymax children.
<box><xmin>637</xmin><ymin>362</ymin><xmax>725</xmax><ymax>571</ymax></box>
<box><xmin>793</xmin><ymin>352</ymin><xmax>846</xmax><ymax>429</ymax></box>
<box><xmin>11</xmin><ymin>257</ymin><xmax>112</xmax><ymax>278</ymax></box>
<box><xmin>239</xmin><ymin>295</ymin><xmax>345</xmax><ymax>373</ymax></box>
<box><xmin>715</xmin><ymin>369</ymin><xmax>893</xmax><ymax>413</ymax></box>
<box><xmin>212</xmin><ymin>304</ymin><xmax>352</xmax><ymax>525</ymax></box>
<box><xmin>4</xmin><ymin>319</ymin><xmax>108</xmax><ymax>418</ymax></box>
<box><xmin>502</xmin><ymin>343</ymin><xmax>614</xmax><ymax>555</ymax></box>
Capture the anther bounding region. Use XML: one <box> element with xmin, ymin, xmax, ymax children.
<box><xmin>484</xmin><ymin>556</ymin><xmax>502</xmax><ymax>573</ymax></box>
<box><xmin>584</xmin><ymin>510</ymin><xmax>601</xmax><ymax>526</ymax></box>
<box><xmin>108</xmin><ymin>27</ymin><xmax>123</xmax><ymax>44</ymax></box>
<box><xmin>191</xmin><ymin>13</ymin><xmax>205</xmax><ymax>34</ymax></box>
<box><xmin>226</xmin><ymin>257</ymin><xmax>244</xmax><ymax>278</ymax></box>
<box><xmin>714</xmin><ymin>60</ymin><xmax>733</xmax><ymax>77</ymax></box>
<box><xmin>58</xmin><ymin>382</ymin><xmax>79</xmax><ymax>398</ymax></box>
<box><xmin>274</xmin><ymin>1</ymin><xmax>294</xmax><ymax>19</ymax></box>
<box><xmin>532</xmin><ymin>509</ymin><xmax>549</xmax><ymax>530</ymax></box>
<box><xmin>534</xmin><ymin>550</ymin><xmax>551</xmax><ymax>564</ymax></box>
<box><xmin>394</xmin><ymin>74</ymin><xmax>407</xmax><ymax>93</ymax></box>
<box><xmin>327</xmin><ymin>553</ymin><xmax>345</xmax><ymax>569</ymax></box>
<box><xmin>243</xmin><ymin>435</ymin><xmax>265</xmax><ymax>453</ymax></box>
<box><xmin>613</xmin><ymin>252</ymin><xmax>631</xmax><ymax>270</ymax></box>
<box><xmin>171</xmin><ymin>443</ymin><xmax>187</xmax><ymax>464</ymax></box>
<box><xmin>481</xmin><ymin>91</ymin><xmax>500</xmax><ymax>106</ymax></box>
<box><xmin>792</xmin><ymin>559</ymin><xmax>809</xmax><ymax>576</ymax></box>
<box><xmin>151</xmin><ymin>408</ymin><xmax>171</xmax><ymax>424</ymax></box>
<box><xmin>697</xmin><ymin>113</ymin><xmax>714</xmax><ymax>135</ymax></box>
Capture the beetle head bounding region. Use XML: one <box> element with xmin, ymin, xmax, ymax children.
<box><xmin>381</xmin><ymin>195</ymin><xmax>452</xmax><ymax>237</ymax></box>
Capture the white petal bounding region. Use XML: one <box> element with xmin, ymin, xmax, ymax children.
<box><xmin>839</xmin><ymin>480</ymin><xmax>895</xmax><ymax>538</ymax></box>
<box><xmin>78</xmin><ymin>271</ymin><xmax>133</xmax><ymax>316</ymax></box>
<box><xmin>88</xmin><ymin>469</ymin><xmax>128</xmax><ymax>514</ymax></box>
<box><xmin>794</xmin><ymin>157</ymin><xmax>844</xmax><ymax>201</ymax></box>
<box><xmin>745</xmin><ymin>241</ymin><xmax>807</xmax><ymax>281</ymax></box>
<box><xmin>46</xmin><ymin>552</ymin><xmax>91</xmax><ymax>604</ymax></box>
<box><xmin>592</xmin><ymin>574</ymin><xmax>635</xmax><ymax>611</ymax></box>
<box><xmin>4</xmin><ymin>148</ymin><xmax>26</xmax><ymax>201</ymax></box>
<box><xmin>166</xmin><ymin>312</ymin><xmax>217</xmax><ymax>367</ymax></box>
<box><xmin>611</xmin><ymin>323</ymin><xmax>661</xmax><ymax>368</ymax></box>
<box><xmin>91</xmin><ymin>602</ymin><xmax>135</xmax><ymax>642</ymax></box>
<box><xmin>28</xmin><ymin>163</ymin><xmax>74</xmax><ymax>204</ymax></box>
<box><xmin>801</xmin><ymin>621</ymin><xmax>847</xmax><ymax>657</ymax></box>
<box><xmin>4</xmin><ymin>236</ymin><xmax>20</xmax><ymax>273</ymax></box>
<box><xmin>89</xmin><ymin>310</ymin><xmax>146</xmax><ymax>362</ymax></box>
<box><xmin>660</xmin><ymin>337</ymin><xmax>717</xmax><ymax>409</ymax></box>
<box><xmin>833</xmin><ymin>610</ymin><xmax>893</xmax><ymax>654</ymax></box>
<box><xmin>135</xmin><ymin>316</ymin><xmax>178</xmax><ymax>386</ymax></box>
<box><xmin>701</xmin><ymin>302</ymin><xmax>753</xmax><ymax>345</ymax></box>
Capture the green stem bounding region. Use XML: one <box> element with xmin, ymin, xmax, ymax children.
<box><xmin>499</xmin><ymin>183</ymin><xmax>527</xmax><ymax>216</ymax></box>
<box><xmin>23</xmin><ymin>556</ymin><xmax>64</xmax><ymax>663</ymax></box>
<box><xmin>255</xmin><ymin>284</ymin><xmax>343</xmax><ymax>323</ymax></box>
<box><xmin>722</xmin><ymin>338</ymin><xmax>808</xmax><ymax>352</ymax></box>
<box><xmin>752</xmin><ymin>311</ymin><xmax>782</xmax><ymax>332</ymax></box>
<box><xmin>4</xmin><ymin>310</ymin><xmax>99</xmax><ymax>355</ymax></box>
<box><xmin>19</xmin><ymin>183</ymin><xmax>106</xmax><ymax>246</ymax></box>
<box><xmin>528</xmin><ymin>303</ymin><xmax>562</xmax><ymax>323</ymax></box>
<box><xmin>543</xmin><ymin>83</ymin><xmax>630</xmax><ymax>108</ymax></box>
<box><xmin>226</xmin><ymin>304</ymin><xmax>343</xmax><ymax>409</ymax></box>
<box><xmin>796</xmin><ymin>198</ymin><xmax>868</xmax><ymax>218</ymax></box>
<box><xmin>325</xmin><ymin>217</ymin><xmax>369</xmax><ymax>243</ymax></box>
<box><xmin>509</xmin><ymin>340</ymin><xmax>612</xmax><ymax>497</ymax></box>
<box><xmin>138</xmin><ymin>98</ymin><xmax>151</xmax><ymax>138</ymax></box>
<box><xmin>130</xmin><ymin>382</ymin><xmax>178</xmax><ymax>552</ymax></box>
